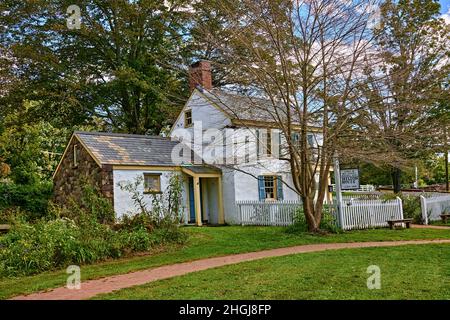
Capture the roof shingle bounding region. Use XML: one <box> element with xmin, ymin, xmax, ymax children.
<box><xmin>75</xmin><ymin>131</ymin><xmax>181</xmax><ymax>166</ymax></box>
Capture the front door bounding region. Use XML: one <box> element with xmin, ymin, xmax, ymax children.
<box><xmin>188</xmin><ymin>177</ymin><xmax>196</xmax><ymax>223</ymax></box>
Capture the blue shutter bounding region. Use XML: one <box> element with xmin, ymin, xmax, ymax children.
<box><xmin>258</xmin><ymin>176</ymin><xmax>265</xmax><ymax>201</ymax></box>
<box><xmin>277</xmin><ymin>176</ymin><xmax>284</xmax><ymax>200</ymax></box>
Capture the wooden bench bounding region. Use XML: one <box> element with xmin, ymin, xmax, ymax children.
<box><xmin>387</xmin><ymin>219</ymin><xmax>413</xmax><ymax>230</ymax></box>
<box><xmin>0</xmin><ymin>224</ymin><xmax>11</xmax><ymax>234</ymax></box>
<box><xmin>440</xmin><ymin>214</ymin><xmax>450</xmax><ymax>224</ymax></box>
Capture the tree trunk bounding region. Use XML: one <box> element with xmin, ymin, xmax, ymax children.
<box><xmin>391</xmin><ymin>167</ymin><xmax>402</xmax><ymax>194</ymax></box>
<box><xmin>302</xmin><ymin>196</ymin><xmax>320</xmax><ymax>232</ymax></box>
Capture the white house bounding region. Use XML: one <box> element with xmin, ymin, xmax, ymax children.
<box><xmin>53</xmin><ymin>61</ymin><xmax>332</xmax><ymax>226</ymax></box>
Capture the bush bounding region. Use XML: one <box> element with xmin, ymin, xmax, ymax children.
<box><xmin>0</xmin><ymin>182</ymin><xmax>53</xmax><ymax>220</ymax></box>
<box><xmin>0</xmin><ymin>182</ymin><xmax>188</xmax><ymax>277</ymax></box>
<box><xmin>0</xmin><ymin>213</ymin><xmax>187</xmax><ymax>277</ymax></box>
<box><xmin>286</xmin><ymin>205</ymin><xmax>341</xmax><ymax>234</ymax></box>
<box><xmin>382</xmin><ymin>193</ymin><xmax>423</xmax><ymax>224</ymax></box>
<box><xmin>53</xmin><ymin>184</ymin><xmax>115</xmax><ymax>224</ymax></box>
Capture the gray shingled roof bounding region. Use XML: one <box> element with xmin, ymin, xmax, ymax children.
<box><xmin>75</xmin><ymin>131</ymin><xmax>182</xmax><ymax>166</ymax></box>
<box><xmin>201</xmin><ymin>88</ymin><xmax>303</xmax><ymax>124</ymax></box>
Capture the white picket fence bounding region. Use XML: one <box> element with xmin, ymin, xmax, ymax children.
<box><xmin>236</xmin><ymin>200</ymin><xmax>302</xmax><ymax>226</ymax></box>
<box><xmin>420</xmin><ymin>195</ymin><xmax>450</xmax><ymax>225</ymax></box>
<box><xmin>337</xmin><ymin>196</ymin><xmax>404</xmax><ymax>230</ymax></box>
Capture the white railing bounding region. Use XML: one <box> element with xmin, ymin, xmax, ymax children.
<box><xmin>236</xmin><ymin>200</ymin><xmax>302</xmax><ymax>226</ymax></box>
<box><xmin>420</xmin><ymin>195</ymin><xmax>450</xmax><ymax>225</ymax></box>
<box><xmin>337</xmin><ymin>197</ymin><xmax>403</xmax><ymax>230</ymax></box>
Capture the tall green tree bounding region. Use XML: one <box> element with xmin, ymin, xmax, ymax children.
<box><xmin>0</xmin><ymin>0</ymin><xmax>191</xmax><ymax>134</ymax></box>
<box><xmin>355</xmin><ymin>0</ymin><xmax>449</xmax><ymax>193</ymax></box>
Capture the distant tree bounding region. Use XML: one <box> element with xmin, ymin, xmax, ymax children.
<box><xmin>354</xmin><ymin>0</ymin><xmax>449</xmax><ymax>193</ymax></box>
<box><xmin>0</xmin><ymin>0</ymin><xmax>192</xmax><ymax>134</ymax></box>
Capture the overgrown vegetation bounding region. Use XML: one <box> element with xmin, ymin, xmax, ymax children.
<box><xmin>286</xmin><ymin>205</ymin><xmax>341</xmax><ymax>234</ymax></box>
<box><xmin>0</xmin><ymin>182</ymin><xmax>53</xmax><ymax>221</ymax></box>
<box><xmin>0</xmin><ymin>177</ymin><xmax>187</xmax><ymax>277</ymax></box>
<box><xmin>382</xmin><ymin>193</ymin><xmax>423</xmax><ymax>223</ymax></box>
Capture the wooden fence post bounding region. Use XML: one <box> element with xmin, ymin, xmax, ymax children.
<box><xmin>420</xmin><ymin>195</ymin><xmax>428</xmax><ymax>225</ymax></box>
<box><xmin>396</xmin><ymin>197</ymin><xmax>404</xmax><ymax>220</ymax></box>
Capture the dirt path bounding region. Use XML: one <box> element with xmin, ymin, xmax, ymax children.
<box><xmin>11</xmin><ymin>239</ymin><xmax>450</xmax><ymax>300</ymax></box>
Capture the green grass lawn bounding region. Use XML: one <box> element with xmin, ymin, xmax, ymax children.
<box><xmin>95</xmin><ymin>244</ymin><xmax>450</xmax><ymax>300</ymax></box>
<box><xmin>1</xmin><ymin>225</ymin><xmax>450</xmax><ymax>299</ymax></box>
<box><xmin>430</xmin><ymin>221</ymin><xmax>450</xmax><ymax>227</ymax></box>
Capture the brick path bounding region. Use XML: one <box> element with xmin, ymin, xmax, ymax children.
<box><xmin>11</xmin><ymin>238</ymin><xmax>450</xmax><ymax>300</ymax></box>
<box><xmin>411</xmin><ymin>224</ymin><xmax>450</xmax><ymax>230</ymax></box>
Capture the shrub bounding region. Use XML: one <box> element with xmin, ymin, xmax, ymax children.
<box><xmin>286</xmin><ymin>205</ymin><xmax>340</xmax><ymax>234</ymax></box>
<box><xmin>0</xmin><ymin>182</ymin><xmax>53</xmax><ymax>220</ymax></box>
<box><xmin>0</xmin><ymin>174</ymin><xmax>188</xmax><ymax>277</ymax></box>
<box><xmin>49</xmin><ymin>183</ymin><xmax>115</xmax><ymax>225</ymax></box>
<box><xmin>382</xmin><ymin>193</ymin><xmax>423</xmax><ymax>223</ymax></box>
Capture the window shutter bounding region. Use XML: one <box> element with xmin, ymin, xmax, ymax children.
<box><xmin>277</xmin><ymin>176</ymin><xmax>284</xmax><ymax>200</ymax></box>
<box><xmin>258</xmin><ymin>176</ymin><xmax>265</xmax><ymax>201</ymax></box>
<box><xmin>278</xmin><ymin>131</ymin><xmax>282</xmax><ymax>158</ymax></box>
<box><xmin>256</xmin><ymin>129</ymin><xmax>260</xmax><ymax>159</ymax></box>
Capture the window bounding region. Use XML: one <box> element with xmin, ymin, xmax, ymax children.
<box><xmin>184</xmin><ymin>110</ymin><xmax>192</xmax><ymax>127</ymax></box>
<box><xmin>73</xmin><ymin>144</ymin><xmax>79</xmax><ymax>168</ymax></box>
<box><xmin>256</xmin><ymin>129</ymin><xmax>273</xmax><ymax>158</ymax></box>
<box><xmin>292</xmin><ymin>132</ymin><xmax>300</xmax><ymax>148</ymax></box>
<box><xmin>258</xmin><ymin>175</ymin><xmax>284</xmax><ymax>201</ymax></box>
<box><xmin>307</xmin><ymin>134</ymin><xmax>315</xmax><ymax>147</ymax></box>
<box><xmin>143</xmin><ymin>173</ymin><xmax>161</xmax><ymax>193</ymax></box>
<box><xmin>264</xmin><ymin>176</ymin><xmax>276</xmax><ymax>200</ymax></box>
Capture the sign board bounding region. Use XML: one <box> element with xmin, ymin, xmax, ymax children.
<box><xmin>340</xmin><ymin>169</ymin><xmax>360</xmax><ymax>190</ymax></box>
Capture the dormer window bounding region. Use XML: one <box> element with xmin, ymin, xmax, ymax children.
<box><xmin>184</xmin><ymin>110</ymin><xmax>192</xmax><ymax>127</ymax></box>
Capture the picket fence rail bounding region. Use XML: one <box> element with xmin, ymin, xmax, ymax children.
<box><xmin>236</xmin><ymin>200</ymin><xmax>302</xmax><ymax>226</ymax></box>
<box><xmin>336</xmin><ymin>197</ymin><xmax>403</xmax><ymax>230</ymax></box>
<box><xmin>420</xmin><ymin>195</ymin><xmax>450</xmax><ymax>225</ymax></box>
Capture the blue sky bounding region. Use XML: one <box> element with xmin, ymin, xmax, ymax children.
<box><xmin>440</xmin><ymin>0</ymin><xmax>450</xmax><ymax>13</ymax></box>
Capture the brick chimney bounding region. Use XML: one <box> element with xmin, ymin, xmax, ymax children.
<box><xmin>189</xmin><ymin>60</ymin><xmax>212</xmax><ymax>92</ymax></box>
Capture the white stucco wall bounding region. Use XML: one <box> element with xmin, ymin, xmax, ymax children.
<box><xmin>113</xmin><ymin>169</ymin><xmax>188</xmax><ymax>220</ymax></box>
<box><xmin>171</xmin><ymin>91</ymin><xmax>232</xmax><ymax>135</ymax></box>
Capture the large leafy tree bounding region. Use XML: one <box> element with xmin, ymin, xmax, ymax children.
<box><xmin>0</xmin><ymin>0</ymin><xmax>191</xmax><ymax>134</ymax></box>
<box><xmin>196</xmin><ymin>0</ymin><xmax>377</xmax><ymax>232</ymax></box>
<box><xmin>355</xmin><ymin>0</ymin><xmax>449</xmax><ymax>193</ymax></box>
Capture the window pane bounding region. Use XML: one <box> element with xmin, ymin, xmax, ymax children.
<box><xmin>264</xmin><ymin>176</ymin><xmax>275</xmax><ymax>199</ymax></box>
<box><xmin>144</xmin><ymin>175</ymin><xmax>160</xmax><ymax>192</ymax></box>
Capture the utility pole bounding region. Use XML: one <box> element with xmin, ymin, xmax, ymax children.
<box><xmin>333</xmin><ymin>155</ymin><xmax>344</xmax><ymax>229</ymax></box>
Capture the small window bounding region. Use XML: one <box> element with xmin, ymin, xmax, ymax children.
<box><xmin>307</xmin><ymin>134</ymin><xmax>315</xmax><ymax>147</ymax></box>
<box><xmin>184</xmin><ymin>110</ymin><xmax>192</xmax><ymax>127</ymax></box>
<box><xmin>258</xmin><ymin>175</ymin><xmax>283</xmax><ymax>201</ymax></box>
<box><xmin>264</xmin><ymin>176</ymin><xmax>276</xmax><ymax>200</ymax></box>
<box><xmin>144</xmin><ymin>173</ymin><xmax>161</xmax><ymax>193</ymax></box>
<box><xmin>73</xmin><ymin>144</ymin><xmax>79</xmax><ymax>168</ymax></box>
